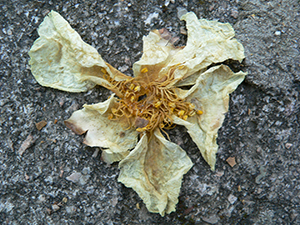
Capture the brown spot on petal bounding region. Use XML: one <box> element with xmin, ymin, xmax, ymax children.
<box><xmin>119</xmin><ymin>132</ymin><xmax>125</xmax><ymax>138</ymax></box>
<box><xmin>211</xmin><ymin>118</ymin><xmax>221</xmax><ymax>130</ymax></box>
<box><xmin>64</xmin><ymin>120</ymin><xmax>86</xmax><ymax>135</ymax></box>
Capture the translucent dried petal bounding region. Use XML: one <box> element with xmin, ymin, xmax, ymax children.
<box><xmin>132</xmin><ymin>12</ymin><xmax>245</xmax><ymax>87</ymax></box>
<box><xmin>132</xmin><ymin>30</ymin><xmax>179</xmax><ymax>78</ymax></box>
<box><xmin>101</xmin><ymin>150</ymin><xmax>129</xmax><ymax>165</ymax></box>
<box><xmin>172</xmin><ymin>65</ymin><xmax>246</xmax><ymax>170</ymax></box>
<box><xmin>118</xmin><ymin>129</ymin><xmax>193</xmax><ymax>216</ymax></box>
<box><xmin>65</xmin><ymin>95</ymin><xmax>138</xmax><ymax>157</ymax></box>
<box><xmin>169</xmin><ymin>12</ymin><xmax>245</xmax><ymax>83</ymax></box>
<box><xmin>29</xmin><ymin>10</ymin><xmax>128</xmax><ymax>93</ymax></box>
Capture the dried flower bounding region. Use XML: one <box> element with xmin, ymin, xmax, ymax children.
<box><xmin>29</xmin><ymin>10</ymin><xmax>246</xmax><ymax>216</ymax></box>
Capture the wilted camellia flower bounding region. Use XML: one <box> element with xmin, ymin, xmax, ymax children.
<box><xmin>29</xmin><ymin>10</ymin><xmax>246</xmax><ymax>216</ymax></box>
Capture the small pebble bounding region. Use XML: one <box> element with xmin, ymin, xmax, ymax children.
<box><xmin>285</xmin><ymin>143</ymin><xmax>293</xmax><ymax>149</ymax></box>
<box><xmin>18</xmin><ymin>134</ymin><xmax>36</xmax><ymax>156</ymax></box>
<box><xmin>92</xmin><ymin>148</ymin><xmax>99</xmax><ymax>158</ymax></box>
<box><xmin>82</xmin><ymin>167</ymin><xmax>91</xmax><ymax>175</ymax></box>
<box><xmin>35</xmin><ymin>120</ymin><xmax>47</xmax><ymax>131</ymax></box>
<box><xmin>52</xmin><ymin>204</ymin><xmax>60</xmax><ymax>212</ymax></box>
<box><xmin>66</xmin><ymin>206</ymin><xmax>76</xmax><ymax>214</ymax></box>
<box><xmin>177</xmin><ymin>7</ymin><xmax>188</xmax><ymax>19</ymax></box>
<box><xmin>62</xmin><ymin>197</ymin><xmax>68</xmax><ymax>204</ymax></box>
<box><xmin>201</xmin><ymin>214</ymin><xmax>219</xmax><ymax>224</ymax></box>
<box><xmin>66</xmin><ymin>172</ymin><xmax>82</xmax><ymax>183</ymax></box>
<box><xmin>226</xmin><ymin>157</ymin><xmax>236</xmax><ymax>167</ymax></box>
<box><xmin>275</xmin><ymin>31</ymin><xmax>281</xmax><ymax>36</ymax></box>
<box><xmin>228</xmin><ymin>194</ymin><xmax>237</xmax><ymax>204</ymax></box>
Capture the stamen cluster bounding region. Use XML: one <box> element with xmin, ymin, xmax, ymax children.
<box><xmin>103</xmin><ymin>66</ymin><xmax>203</xmax><ymax>133</ymax></box>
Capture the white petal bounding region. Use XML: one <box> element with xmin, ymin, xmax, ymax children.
<box><xmin>132</xmin><ymin>12</ymin><xmax>245</xmax><ymax>88</ymax></box>
<box><xmin>29</xmin><ymin>11</ymin><xmax>128</xmax><ymax>92</ymax></box>
<box><xmin>65</xmin><ymin>95</ymin><xmax>138</xmax><ymax>157</ymax></box>
<box><xmin>169</xmin><ymin>12</ymin><xmax>245</xmax><ymax>83</ymax></box>
<box><xmin>101</xmin><ymin>150</ymin><xmax>129</xmax><ymax>165</ymax></box>
<box><xmin>173</xmin><ymin>65</ymin><xmax>246</xmax><ymax>170</ymax></box>
<box><xmin>132</xmin><ymin>30</ymin><xmax>180</xmax><ymax>79</ymax></box>
<box><xmin>118</xmin><ymin>129</ymin><xmax>193</xmax><ymax>216</ymax></box>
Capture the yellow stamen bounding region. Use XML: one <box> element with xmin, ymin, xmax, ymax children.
<box><xmin>178</xmin><ymin>110</ymin><xmax>185</xmax><ymax>117</ymax></box>
<box><xmin>154</xmin><ymin>101</ymin><xmax>162</xmax><ymax>108</ymax></box>
<box><xmin>130</xmin><ymin>96</ymin><xmax>135</xmax><ymax>102</ymax></box>
<box><xmin>168</xmin><ymin>102</ymin><xmax>176</xmax><ymax>108</ymax></box>
<box><xmin>188</xmin><ymin>110</ymin><xmax>196</xmax><ymax>117</ymax></box>
<box><xmin>141</xmin><ymin>67</ymin><xmax>148</xmax><ymax>73</ymax></box>
<box><xmin>134</xmin><ymin>86</ymin><xmax>141</xmax><ymax>92</ymax></box>
<box><xmin>136</xmin><ymin>127</ymin><xmax>143</xmax><ymax>132</ymax></box>
<box><xmin>129</xmin><ymin>83</ymin><xmax>135</xmax><ymax>90</ymax></box>
<box><xmin>103</xmin><ymin>62</ymin><xmax>200</xmax><ymax>133</ymax></box>
<box><xmin>136</xmin><ymin>125</ymin><xmax>150</xmax><ymax>132</ymax></box>
<box><xmin>197</xmin><ymin>110</ymin><xmax>203</xmax><ymax>115</ymax></box>
<box><xmin>101</xmin><ymin>68</ymin><xmax>107</xmax><ymax>74</ymax></box>
<box><xmin>125</xmin><ymin>91</ymin><xmax>131</xmax><ymax>98</ymax></box>
<box><xmin>189</xmin><ymin>103</ymin><xmax>195</xmax><ymax>110</ymax></box>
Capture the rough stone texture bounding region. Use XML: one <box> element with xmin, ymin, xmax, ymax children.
<box><xmin>0</xmin><ymin>0</ymin><xmax>299</xmax><ymax>224</ymax></box>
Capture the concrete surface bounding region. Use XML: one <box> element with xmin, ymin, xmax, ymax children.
<box><xmin>0</xmin><ymin>0</ymin><xmax>299</xmax><ymax>224</ymax></box>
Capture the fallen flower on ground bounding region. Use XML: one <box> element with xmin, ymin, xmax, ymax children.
<box><xmin>29</xmin><ymin>10</ymin><xmax>246</xmax><ymax>216</ymax></box>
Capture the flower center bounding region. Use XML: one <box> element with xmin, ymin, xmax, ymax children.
<box><xmin>104</xmin><ymin>67</ymin><xmax>202</xmax><ymax>133</ymax></box>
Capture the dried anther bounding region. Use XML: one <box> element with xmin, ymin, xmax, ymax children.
<box><xmin>29</xmin><ymin>10</ymin><xmax>246</xmax><ymax>216</ymax></box>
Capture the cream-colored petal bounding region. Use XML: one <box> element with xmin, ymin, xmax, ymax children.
<box><xmin>118</xmin><ymin>129</ymin><xmax>193</xmax><ymax>216</ymax></box>
<box><xmin>29</xmin><ymin>10</ymin><xmax>128</xmax><ymax>93</ymax></box>
<box><xmin>173</xmin><ymin>65</ymin><xmax>246</xmax><ymax>170</ymax></box>
<box><xmin>101</xmin><ymin>150</ymin><xmax>129</xmax><ymax>165</ymax></box>
<box><xmin>174</xmin><ymin>68</ymin><xmax>207</xmax><ymax>87</ymax></box>
<box><xmin>174</xmin><ymin>12</ymin><xmax>245</xmax><ymax>79</ymax></box>
<box><xmin>64</xmin><ymin>95</ymin><xmax>138</xmax><ymax>156</ymax></box>
<box><xmin>132</xmin><ymin>30</ymin><xmax>180</xmax><ymax>78</ymax></box>
<box><xmin>132</xmin><ymin>12</ymin><xmax>245</xmax><ymax>88</ymax></box>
